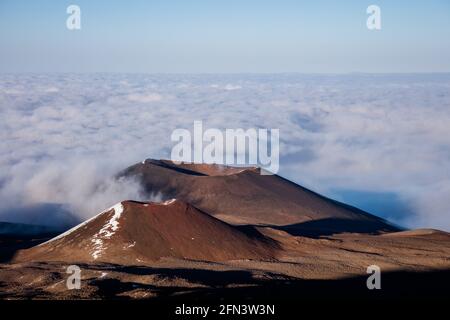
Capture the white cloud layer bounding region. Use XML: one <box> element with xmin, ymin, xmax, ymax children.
<box><xmin>0</xmin><ymin>73</ymin><xmax>449</xmax><ymax>230</ymax></box>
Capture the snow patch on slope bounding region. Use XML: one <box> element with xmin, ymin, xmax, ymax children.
<box><xmin>161</xmin><ymin>199</ymin><xmax>176</xmax><ymax>205</ymax></box>
<box><xmin>123</xmin><ymin>241</ymin><xmax>136</xmax><ymax>250</ymax></box>
<box><xmin>91</xmin><ymin>202</ymin><xmax>124</xmax><ymax>259</ymax></box>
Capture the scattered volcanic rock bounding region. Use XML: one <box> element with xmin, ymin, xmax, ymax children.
<box><xmin>121</xmin><ymin>159</ymin><xmax>399</xmax><ymax>234</ymax></box>
<box><xmin>15</xmin><ymin>200</ymin><xmax>278</xmax><ymax>264</ymax></box>
<box><xmin>3</xmin><ymin>160</ymin><xmax>449</xmax><ymax>301</ymax></box>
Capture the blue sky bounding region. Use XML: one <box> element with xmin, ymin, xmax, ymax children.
<box><xmin>1</xmin><ymin>0</ymin><xmax>450</xmax><ymax>72</ymax></box>
<box><xmin>0</xmin><ymin>2</ymin><xmax>450</xmax><ymax>230</ymax></box>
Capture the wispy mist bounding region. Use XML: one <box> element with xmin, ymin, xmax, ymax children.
<box><xmin>0</xmin><ymin>73</ymin><xmax>449</xmax><ymax>230</ymax></box>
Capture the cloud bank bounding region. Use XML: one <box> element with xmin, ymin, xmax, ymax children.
<box><xmin>0</xmin><ymin>73</ymin><xmax>449</xmax><ymax>230</ymax></box>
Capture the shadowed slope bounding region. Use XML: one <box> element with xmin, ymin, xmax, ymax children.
<box><xmin>121</xmin><ymin>159</ymin><xmax>398</xmax><ymax>234</ymax></box>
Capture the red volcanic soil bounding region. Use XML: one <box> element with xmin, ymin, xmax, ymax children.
<box><xmin>2</xmin><ymin>161</ymin><xmax>449</xmax><ymax>300</ymax></box>
<box><xmin>14</xmin><ymin>200</ymin><xmax>278</xmax><ymax>264</ymax></box>
<box><xmin>121</xmin><ymin>159</ymin><xmax>398</xmax><ymax>233</ymax></box>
